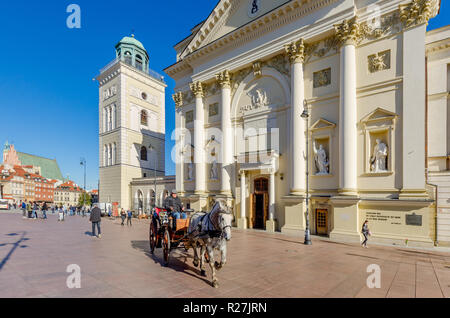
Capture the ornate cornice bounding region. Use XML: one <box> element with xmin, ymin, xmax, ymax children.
<box><xmin>216</xmin><ymin>70</ymin><xmax>231</xmax><ymax>89</ymax></box>
<box><xmin>285</xmin><ymin>39</ymin><xmax>306</xmax><ymax>64</ymax></box>
<box><xmin>189</xmin><ymin>81</ymin><xmax>205</xmax><ymax>98</ymax></box>
<box><xmin>173</xmin><ymin>92</ymin><xmax>183</xmax><ymax>108</ymax></box>
<box><xmin>399</xmin><ymin>0</ymin><xmax>440</xmax><ymax>28</ymax></box>
<box><xmin>334</xmin><ymin>16</ymin><xmax>363</xmax><ymax>46</ymax></box>
<box><xmin>166</xmin><ymin>0</ymin><xmax>340</xmax><ymax>77</ymax></box>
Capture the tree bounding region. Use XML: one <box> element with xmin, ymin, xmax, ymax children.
<box><xmin>78</xmin><ymin>192</ymin><xmax>92</xmax><ymax>207</ymax></box>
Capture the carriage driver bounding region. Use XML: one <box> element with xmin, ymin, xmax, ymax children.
<box><xmin>163</xmin><ymin>190</ymin><xmax>187</xmax><ymax>230</ymax></box>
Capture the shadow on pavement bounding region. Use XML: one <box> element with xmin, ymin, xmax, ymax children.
<box><xmin>130</xmin><ymin>240</ymin><xmax>213</xmax><ymax>287</ymax></box>
<box><xmin>0</xmin><ymin>231</ymin><xmax>30</xmax><ymax>271</ymax></box>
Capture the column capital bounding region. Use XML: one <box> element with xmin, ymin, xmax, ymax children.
<box><xmin>399</xmin><ymin>0</ymin><xmax>440</xmax><ymax>28</ymax></box>
<box><xmin>172</xmin><ymin>91</ymin><xmax>183</xmax><ymax>108</ymax></box>
<box><xmin>285</xmin><ymin>39</ymin><xmax>305</xmax><ymax>64</ymax></box>
<box><xmin>190</xmin><ymin>81</ymin><xmax>204</xmax><ymax>98</ymax></box>
<box><xmin>216</xmin><ymin>70</ymin><xmax>231</xmax><ymax>89</ymax></box>
<box><xmin>334</xmin><ymin>16</ymin><xmax>362</xmax><ymax>47</ymax></box>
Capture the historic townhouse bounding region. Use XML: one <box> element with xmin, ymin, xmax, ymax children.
<box><xmin>165</xmin><ymin>0</ymin><xmax>447</xmax><ymax>247</ymax></box>
<box><xmin>54</xmin><ymin>181</ymin><xmax>83</xmax><ymax>207</ymax></box>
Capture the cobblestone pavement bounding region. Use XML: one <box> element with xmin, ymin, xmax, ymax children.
<box><xmin>0</xmin><ymin>210</ymin><xmax>449</xmax><ymax>298</ymax></box>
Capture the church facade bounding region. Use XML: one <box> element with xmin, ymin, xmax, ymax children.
<box><xmin>165</xmin><ymin>0</ymin><xmax>447</xmax><ymax>247</ymax></box>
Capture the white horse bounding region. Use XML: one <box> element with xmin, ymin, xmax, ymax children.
<box><xmin>187</xmin><ymin>199</ymin><xmax>234</xmax><ymax>288</ymax></box>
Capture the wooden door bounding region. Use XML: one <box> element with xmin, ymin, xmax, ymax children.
<box><xmin>316</xmin><ymin>209</ymin><xmax>328</xmax><ymax>236</ymax></box>
<box><xmin>250</xmin><ymin>194</ymin><xmax>256</xmax><ymax>228</ymax></box>
<box><xmin>263</xmin><ymin>193</ymin><xmax>269</xmax><ymax>227</ymax></box>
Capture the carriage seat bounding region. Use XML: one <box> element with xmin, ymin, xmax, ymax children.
<box><xmin>176</xmin><ymin>218</ymin><xmax>190</xmax><ymax>231</ymax></box>
<box><xmin>153</xmin><ymin>207</ymin><xmax>167</xmax><ymax>217</ymax></box>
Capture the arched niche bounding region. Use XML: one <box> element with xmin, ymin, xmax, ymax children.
<box><xmin>231</xmin><ymin>66</ymin><xmax>290</xmax><ymax>120</ymax></box>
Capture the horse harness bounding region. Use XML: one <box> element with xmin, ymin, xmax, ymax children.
<box><xmin>192</xmin><ymin>211</ymin><xmax>229</xmax><ymax>239</ymax></box>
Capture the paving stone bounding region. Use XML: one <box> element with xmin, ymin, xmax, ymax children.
<box><xmin>0</xmin><ymin>211</ymin><xmax>449</xmax><ymax>298</ymax></box>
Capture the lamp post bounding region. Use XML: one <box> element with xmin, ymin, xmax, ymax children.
<box><xmin>149</xmin><ymin>145</ymin><xmax>157</xmax><ymax>213</ymax></box>
<box><xmin>301</xmin><ymin>100</ymin><xmax>312</xmax><ymax>246</ymax></box>
<box><xmin>80</xmin><ymin>158</ymin><xmax>86</xmax><ymax>205</ymax></box>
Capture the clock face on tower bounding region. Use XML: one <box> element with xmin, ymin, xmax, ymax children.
<box><xmin>248</xmin><ymin>0</ymin><xmax>261</xmax><ymax>18</ymax></box>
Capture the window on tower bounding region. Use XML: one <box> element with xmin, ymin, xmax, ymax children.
<box><xmin>124</xmin><ymin>51</ymin><xmax>132</xmax><ymax>65</ymax></box>
<box><xmin>141</xmin><ymin>110</ymin><xmax>148</xmax><ymax>126</ymax></box>
<box><xmin>140</xmin><ymin>146</ymin><xmax>148</xmax><ymax>161</ymax></box>
<box><xmin>135</xmin><ymin>54</ymin><xmax>143</xmax><ymax>71</ymax></box>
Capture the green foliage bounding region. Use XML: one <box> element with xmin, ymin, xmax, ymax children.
<box><xmin>78</xmin><ymin>192</ymin><xmax>92</xmax><ymax>206</ymax></box>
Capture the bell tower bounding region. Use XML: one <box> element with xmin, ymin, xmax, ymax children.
<box><xmin>97</xmin><ymin>35</ymin><xmax>167</xmax><ymax>210</ymax></box>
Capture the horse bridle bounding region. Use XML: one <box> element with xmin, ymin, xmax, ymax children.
<box><xmin>208</xmin><ymin>205</ymin><xmax>233</xmax><ymax>239</ymax></box>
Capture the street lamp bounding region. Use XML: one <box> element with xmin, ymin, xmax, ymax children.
<box><xmin>301</xmin><ymin>100</ymin><xmax>312</xmax><ymax>246</ymax></box>
<box><xmin>149</xmin><ymin>145</ymin><xmax>157</xmax><ymax>213</ymax></box>
<box><xmin>80</xmin><ymin>158</ymin><xmax>86</xmax><ymax>190</ymax></box>
<box><xmin>80</xmin><ymin>158</ymin><xmax>86</xmax><ymax>206</ymax></box>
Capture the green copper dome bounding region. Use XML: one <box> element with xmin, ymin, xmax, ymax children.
<box><xmin>116</xmin><ymin>35</ymin><xmax>146</xmax><ymax>52</ymax></box>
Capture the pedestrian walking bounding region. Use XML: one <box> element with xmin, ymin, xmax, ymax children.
<box><xmin>21</xmin><ymin>201</ymin><xmax>27</xmax><ymax>219</ymax></box>
<box><xmin>27</xmin><ymin>202</ymin><xmax>32</xmax><ymax>218</ymax></box>
<box><xmin>90</xmin><ymin>206</ymin><xmax>102</xmax><ymax>238</ymax></box>
<box><xmin>32</xmin><ymin>202</ymin><xmax>38</xmax><ymax>219</ymax></box>
<box><xmin>120</xmin><ymin>209</ymin><xmax>126</xmax><ymax>226</ymax></box>
<box><xmin>127</xmin><ymin>210</ymin><xmax>133</xmax><ymax>226</ymax></box>
<box><xmin>42</xmin><ymin>202</ymin><xmax>48</xmax><ymax>219</ymax></box>
<box><xmin>361</xmin><ymin>220</ymin><xmax>371</xmax><ymax>248</ymax></box>
<box><xmin>58</xmin><ymin>207</ymin><xmax>65</xmax><ymax>221</ymax></box>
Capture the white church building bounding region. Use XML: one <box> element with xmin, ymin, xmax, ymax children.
<box><xmin>165</xmin><ymin>0</ymin><xmax>450</xmax><ymax>247</ymax></box>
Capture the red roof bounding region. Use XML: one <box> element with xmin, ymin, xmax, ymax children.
<box><xmin>57</xmin><ymin>180</ymin><xmax>83</xmax><ymax>192</ymax></box>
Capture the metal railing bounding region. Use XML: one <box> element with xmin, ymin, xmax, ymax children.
<box><xmin>99</xmin><ymin>58</ymin><xmax>165</xmax><ymax>83</ymax></box>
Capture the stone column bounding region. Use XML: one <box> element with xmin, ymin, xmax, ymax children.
<box><xmin>335</xmin><ymin>18</ymin><xmax>359</xmax><ymax>196</ymax></box>
<box><xmin>238</xmin><ymin>170</ymin><xmax>248</xmax><ymax>229</ymax></box>
<box><xmin>269</xmin><ymin>171</ymin><xmax>275</xmax><ymax>220</ymax></box>
<box><xmin>190</xmin><ymin>81</ymin><xmax>206</xmax><ymax>194</ymax></box>
<box><xmin>173</xmin><ymin>92</ymin><xmax>185</xmax><ymax>195</ymax></box>
<box><xmin>399</xmin><ymin>2</ymin><xmax>437</xmax><ymax>198</ymax></box>
<box><xmin>285</xmin><ymin>39</ymin><xmax>306</xmax><ymax>195</ymax></box>
<box><xmin>267</xmin><ymin>169</ymin><xmax>276</xmax><ymax>232</ymax></box>
<box><xmin>216</xmin><ymin>70</ymin><xmax>232</xmax><ymax>195</ymax></box>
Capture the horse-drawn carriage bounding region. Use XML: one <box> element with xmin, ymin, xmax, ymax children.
<box><xmin>148</xmin><ymin>200</ymin><xmax>234</xmax><ymax>288</ymax></box>
<box><xmin>148</xmin><ymin>206</ymin><xmax>194</xmax><ymax>266</ymax></box>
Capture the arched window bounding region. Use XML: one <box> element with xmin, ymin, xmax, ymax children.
<box><xmin>140</xmin><ymin>146</ymin><xmax>148</xmax><ymax>161</ymax></box>
<box><xmin>135</xmin><ymin>54</ymin><xmax>143</xmax><ymax>71</ymax></box>
<box><xmin>254</xmin><ymin>178</ymin><xmax>269</xmax><ymax>193</ymax></box>
<box><xmin>108</xmin><ymin>144</ymin><xmax>112</xmax><ymax>166</ymax></box>
<box><xmin>108</xmin><ymin>106</ymin><xmax>112</xmax><ymax>131</ymax></box>
<box><xmin>104</xmin><ymin>145</ymin><xmax>108</xmax><ymax>166</ymax></box>
<box><xmin>112</xmin><ymin>143</ymin><xmax>117</xmax><ymax>165</ymax></box>
<box><xmin>124</xmin><ymin>51</ymin><xmax>132</xmax><ymax>65</ymax></box>
<box><xmin>141</xmin><ymin>110</ymin><xmax>148</xmax><ymax>126</ymax></box>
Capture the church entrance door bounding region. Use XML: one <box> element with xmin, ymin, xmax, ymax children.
<box><xmin>251</xmin><ymin>178</ymin><xmax>269</xmax><ymax>230</ymax></box>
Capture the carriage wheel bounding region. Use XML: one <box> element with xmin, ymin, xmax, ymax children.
<box><xmin>149</xmin><ymin>221</ymin><xmax>157</xmax><ymax>254</ymax></box>
<box><xmin>162</xmin><ymin>228</ymin><xmax>171</xmax><ymax>266</ymax></box>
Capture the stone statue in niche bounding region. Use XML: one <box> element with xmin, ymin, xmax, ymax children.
<box><xmin>313</xmin><ymin>141</ymin><xmax>330</xmax><ymax>175</ymax></box>
<box><xmin>370</xmin><ymin>139</ymin><xmax>388</xmax><ymax>172</ymax></box>
<box><xmin>210</xmin><ymin>147</ymin><xmax>218</xmax><ymax>180</ymax></box>
<box><xmin>187</xmin><ymin>162</ymin><xmax>194</xmax><ymax>180</ymax></box>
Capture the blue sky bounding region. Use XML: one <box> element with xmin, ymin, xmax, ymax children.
<box><xmin>0</xmin><ymin>0</ymin><xmax>448</xmax><ymax>190</ymax></box>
